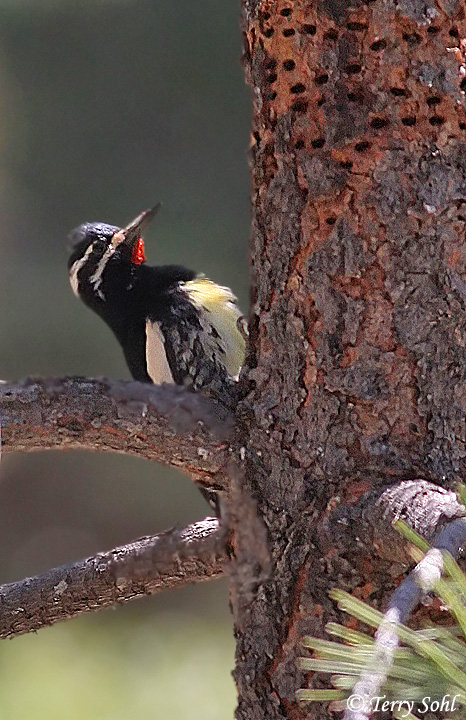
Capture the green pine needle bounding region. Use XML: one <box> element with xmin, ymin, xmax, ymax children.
<box><xmin>299</xmin><ymin>487</ymin><xmax>466</xmax><ymax>713</ymax></box>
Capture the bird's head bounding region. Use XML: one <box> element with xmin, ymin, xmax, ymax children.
<box><xmin>68</xmin><ymin>205</ymin><xmax>159</xmax><ymax>306</ymax></box>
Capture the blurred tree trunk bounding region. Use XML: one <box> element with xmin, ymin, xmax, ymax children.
<box><xmin>232</xmin><ymin>1</ymin><xmax>466</xmax><ymax>718</ymax></box>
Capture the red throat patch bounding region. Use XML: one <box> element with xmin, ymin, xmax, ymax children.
<box><xmin>131</xmin><ymin>238</ymin><xmax>146</xmax><ymax>265</ymax></box>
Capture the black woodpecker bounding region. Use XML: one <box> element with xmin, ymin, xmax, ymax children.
<box><xmin>68</xmin><ymin>206</ymin><xmax>247</xmax><ymax>406</ymax></box>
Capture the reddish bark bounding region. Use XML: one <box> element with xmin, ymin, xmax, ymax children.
<box><xmin>231</xmin><ymin>1</ymin><xmax>466</xmax><ymax>718</ymax></box>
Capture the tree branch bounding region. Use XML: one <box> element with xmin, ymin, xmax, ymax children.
<box><xmin>327</xmin><ymin>479</ymin><xmax>466</xmax><ymax>567</ymax></box>
<box><xmin>343</xmin><ymin>517</ymin><xmax>466</xmax><ymax>720</ymax></box>
<box><xmin>0</xmin><ymin>517</ymin><xmax>227</xmax><ymax>638</ymax></box>
<box><xmin>0</xmin><ymin>376</ymin><xmax>235</xmax><ymax>490</ymax></box>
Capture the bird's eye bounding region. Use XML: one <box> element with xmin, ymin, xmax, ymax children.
<box><xmin>92</xmin><ymin>239</ymin><xmax>107</xmax><ymax>255</ymax></box>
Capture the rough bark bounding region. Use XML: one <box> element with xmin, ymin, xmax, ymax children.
<box><xmin>0</xmin><ymin>377</ymin><xmax>234</xmax><ymax>492</ymax></box>
<box><xmin>0</xmin><ymin>518</ymin><xmax>225</xmax><ymax>639</ymax></box>
<box><xmin>2</xmin><ymin>4</ymin><xmax>466</xmax><ymax>720</ymax></box>
<box><xmin>232</xmin><ymin>2</ymin><xmax>466</xmax><ymax>719</ymax></box>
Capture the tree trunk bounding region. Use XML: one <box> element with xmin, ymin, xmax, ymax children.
<box><xmin>233</xmin><ymin>1</ymin><xmax>466</xmax><ymax>718</ymax></box>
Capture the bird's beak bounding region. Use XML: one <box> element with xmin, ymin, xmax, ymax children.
<box><xmin>110</xmin><ymin>203</ymin><xmax>161</xmax><ymax>249</ymax></box>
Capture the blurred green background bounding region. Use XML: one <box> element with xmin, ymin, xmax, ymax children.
<box><xmin>0</xmin><ymin>1</ymin><xmax>250</xmax><ymax>717</ymax></box>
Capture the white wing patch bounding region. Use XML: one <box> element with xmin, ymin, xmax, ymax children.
<box><xmin>69</xmin><ymin>245</ymin><xmax>93</xmax><ymax>297</ymax></box>
<box><xmin>146</xmin><ymin>320</ymin><xmax>175</xmax><ymax>385</ymax></box>
<box><xmin>183</xmin><ymin>277</ymin><xmax>247</xmax><ymax>380</ymax></box>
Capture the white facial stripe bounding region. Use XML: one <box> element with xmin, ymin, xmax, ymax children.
<box><xmin>89</xmin><ymin>244</ymin><xmax>115</xmax><ymax>295</ymax></box>
<box><xmin>69</xmin><ymin>245</ymin><xmax>93</xmax><ymax>297</ymax></box>
<box><xmin>111</xmin><ymin>230</ymin><xmax>125</xmax><ymax>247</ymax></box>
